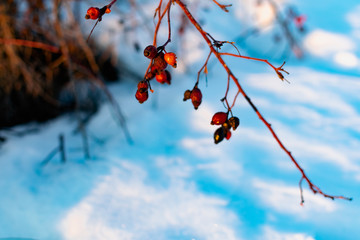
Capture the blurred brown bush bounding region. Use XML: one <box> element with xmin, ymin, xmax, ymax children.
<box><xmin>0</xmin><ymin>0</ymin><xmax>119</xmax><ymax>128</ymax></box>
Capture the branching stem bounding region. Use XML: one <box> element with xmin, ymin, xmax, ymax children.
<box><xmin>212</xmin><ymin>0</ymin><xmax>232</xmax><ymax>12</ymax></box>
<box><xmin>174</xmin><ymin>0</ymin><xmax>351</xmax><ymax>203</ymax></box>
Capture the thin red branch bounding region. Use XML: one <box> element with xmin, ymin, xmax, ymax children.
<box><xmin>223</xmin><ymin>74</ymin><xmax>231</xmax><ymax>110</ymax></box>
<box><xmin>87</xmin><ymin>19</ymin><xmax>100</xmax><ymax>42</ymax></box>
<box><xmin>212</xmin><ymin>0</ymin><xmax>232</xmax><ymax>12</ymax></box>
<box><xmin>196</xmin><ymin>50</ymin><xmax>212</xmax><ymax>85</ymax></box>
<box><xmin>107</xmin><ymin>0</ymin><xmax>117</xmax><ymax>9</ymax></box>
<box><xmin>152</xmin><ymin>0</ymin><xmax>172</xmax><ymax>46</ymax></box>
<box><xmin>230</xmin><ymin>90</ymin><xmax>241</xmax><ymax>109</ymax></box>
<box><xmin>174</xmin><ymin>0</ymin><xmax>351</xmax><ymax>203</ymax></box>
<box><xmin>219</xmin><ymin>52</ymin><xmax>289</xmax><ymax>82</ymax></box>
<box><xmin>143</xmin><ymin>0</ymin><xmax>172</xmax><ymax>81</ymax></box>
<box><xmin>224</xmin><ymin>74</ymin><xmax>230</xmax><ymax>100</ymax></box>
<box><xmin>167</xmin><ymin>1</ymin><xmax>172</xmax><ymax>43</ymax></box>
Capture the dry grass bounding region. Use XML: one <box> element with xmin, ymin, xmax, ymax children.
<box><xmin>0</xmin><ymin>0</ymin><xmax>119</xmax><ymax>127</ymax></box>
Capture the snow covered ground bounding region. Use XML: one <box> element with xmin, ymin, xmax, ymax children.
<box><xmin>1</xmin><ymin>0</ymin><xmax>360</xmax><ymax>239</ymax></box>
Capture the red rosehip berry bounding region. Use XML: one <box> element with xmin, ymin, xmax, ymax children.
<box><xmin>145</xmin><ymin>70</ymin><xmax>156</xmax><ymax>81</ymax></box>
<box><xmin>155</xmin><ymin>70</ymin><xmax>171</xmax><ymax>85</ymax></box>
<box><xmin>144</xmin><ymin>45</ymin><xmax>157</xmax><ymax>59</ymax></box>
<box><xmin>164</xmin><ymin>52</ymin><xmax>177</xmax><ymax>68</ymax></box>
<box><xmin>228</xmin><ymin>116</ymin><xmax>240</xmax><ymax>130</ymax></box>
<box><xmin>183</xmin><ymin>90</ymin><xmax>191</xmax><ymax>101</ymax></box>
<box><xmin>225</xmin><ymin>130</ymin><xmax>232</xmax><ymax>140</ymax></box>
<box><xmin>190</xmin><ymin>87</ymin><xmax>202</xmax><ymax>110</ymax></box>
<box><xmin>137</xmin><ymin>81</ymin><xmax>149</xmax><ymax>92</ymax></box>
<box><xmin>153</xmin><ymin>52</ymin><xmax>168</xmax><ymax>71</ymax></box>
<box><xmin>85</xmin><ymin>7</ymin><xmax>100</xmax><ymax>20</ymax></box>
<box><xmin>214</xmin><ymin>127</ymin><xmax>225</xmax><ymax>144</ymax></box>
<box><xmin>135</xmin><ymin>89</ymin><xmax>148</xmax><ymax>104</ymax></box>
<box><xmin>211</xmin><ymin>112</ymin><xmax>228</xmax><ymax>125</ymax></box>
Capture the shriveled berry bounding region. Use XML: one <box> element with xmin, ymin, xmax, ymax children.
<box><xmin>153</xmin><ymin>52</ymin><xmax>168</xmax><ymax>71</ymax></box>
<box><xmin>228</xmin><ymin>116</ymin><xmax>240</xmax><ymax>130</ymax></box>
<box><xmin>183</xmin><ymin>90</ymin><xmax>191</xmax><ymax>101</ymax></box>
<box><xmin>145</xmin><ymin>70</ymin><xmax>156</xmax><ymax>80</ymax></box>
<box><xmin>211</xmin><ymin>112</ymin><xmax>228</xmax><ymax>125</ymax></box>
<box><xmin>155</xmin><ymin>70</ymin><xmax>171</xmax><ymax>85</ymax></box>
<box><xmin>190</xmin><ymin>87</ymin><xmax>202</xmax><ymax>110</ymax></box>
<box><xmin>135</xmin><ymin>90</ymin><xmax>148</xmax><ymax>103</ymax></box>
<box><xmin>214</xmin><ymin>127</ymin><xmax>225</xmax><ymax>144</ymax></box>
<box><xmin>164</xmin><ymin>52</ymin><xmax>177</xmax><ymax>68</ymax></box>
<box><xmin>225</xmin><ymin>130</ymin><xmax>232</xmax><ymax>140</ymax></box>
<box><xmin>85</xmin><ymin>7</ymin><xmax>100</xmax><ymax>20</ymax></box>
<box><xmin>137</xmin><ymin>81</ymin><xmax>148</xmax><ymax>92</ymax></box>
<box><xmin>144</xmin><ymin>45</ymin><xmax>157</xmax><ymax>59</ymax></box>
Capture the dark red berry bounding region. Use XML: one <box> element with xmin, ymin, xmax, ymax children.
<box><xmin>85</xmin><ymin>7</ymin><xmax>100</xmax><ymax>20</ymax></box>
<box><xmin>228</xmin><ymin>116</ymin><xmax>240</xmax><ymax>130</ymax></box>
<box><xmin>211</xmin><ymin>112</ymin><xmax>228</xmax><ymax>125</ymax></box>
<box><xmin>190</xmin><ymin>87</ymin><xmax>202</xmax><ymax>110</ymax></box>
<box><xmin>214</xmin><ymin>127</ymin><xmax>225</xmax><ymax>144</ymax></box>
<box><xmin>135</xmin><ymin>90</ymin><xmax>148</xmax><ymax>104</ymax></box>
<box><xmin>225</xmin><ymin>130</ymin><xmax>231</xmax><ymax>140</ymax></box>
<box><xmin>222</xmin><ymin>121</ymin><xmax>230</xmax><ymax>131</ymax></box>
<box><xmin>155</xmin><ymin>70</ymin><xmax>171</xmax><ymax>85</ymax></box>
<box><xmin>153</xmin><ymin>52</ymin><xmax>168</xmax><ymax>71</ymax></box>
<box><xmin>144</xmin><ymin>45</ymin><xmax>157</xmax><ymax>59</ymax></box>
<box><xmin>183</xmin><ymin>90</ymin><xmax>191</xmax><ymax>101</ymax></box>
<box><xmin>145</xmin><ymin>71</ymin><xmax>156</xmax><ymax>80</ymax></box>
<box><xmin>137</xmin><ymin>81</ymin><xmax>149</xmax><ymax>92</ymax></box>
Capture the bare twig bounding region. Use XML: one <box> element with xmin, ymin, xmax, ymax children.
<box><xmin>174</xmin><ymin>0</ymin><xmax>351</xmax><ymax>203</ymax></box>
<box><xmin>212</xmin><ymin>0</ymin><xmax>232</xmax><ymax>12</ymax></box>
<box><xmin>40</xmin><ymin>134</ymin><xmax>67</xmax><ymax>166</ymax></box>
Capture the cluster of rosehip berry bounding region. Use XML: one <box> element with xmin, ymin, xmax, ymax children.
<box><xmin>136</xmin><ymin>44</ymin><xmax>238</xmax><ymax>145</ymax></box>
<box><xmin>135</xmin><ymin>45</ymin><xmax>177</xmax><ymax>104</ymax></box>
<box><xmin>210</xmin><ymin>111</ymin><xmax>240</xmax><ymax>144</ymax></box>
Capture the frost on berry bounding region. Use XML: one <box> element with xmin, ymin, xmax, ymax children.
<box><xmin>164</xmin><ymin>52</ymin><xmax>177</xmax><ymax>68</ymax></box>
<box><xmin>190</xmin><ymin>87</ymin><xmax>202</xmax><ymax>110</ymax></box>
<box><xmin>85</xmin><ymin>7</ymin><xmax>100</xmax><ymax>20</ymax></box>
<box><xmin>144</xmin><ymin>45</ymin><xmax>157</xmax><ymax>59</ymax></box>
<box><xmin>211</xmin><ymin>112</ymin><xmax>228</xmax><ymax>125</ymax></box>
<box><xmin>155</xmin><ymin>70</ymin><xmax>171</xmax><ymax>85</ymax></box>
<box><xmin>135</xmin><ymin>89</ymin><xmax>148</xmax><ymax>104</ymax></box>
